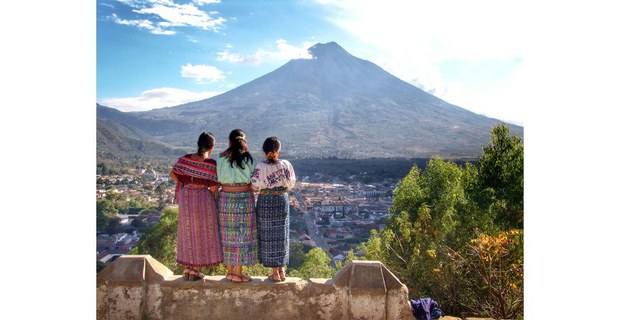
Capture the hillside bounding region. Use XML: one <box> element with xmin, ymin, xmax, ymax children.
<box><xmin>97</xmin><ymin>115</ymin><xmax>188</xmax><ymax>160</ymax></box>
<box><xmin>97</xmin><ymin>42</ymin><xmax>522</xmax><ymax>159</ymax></box>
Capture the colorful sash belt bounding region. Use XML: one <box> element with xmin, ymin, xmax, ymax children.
<box><xmin>182</xmin><ymin>183</ymin><xmax>209</xmax><ymax>189</ymax></box>
<box><xmin>221</xmin><ymin>183</ymin><xmax>252</xmax><ymax>192</ymax></box>
<box><xmin>259</xmin><ymin>187</ymin><xmax>288</xmax><ymax>195</ymax></box>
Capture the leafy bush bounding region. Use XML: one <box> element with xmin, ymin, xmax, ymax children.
<box><xmin>289</xmin><ymin>247</ymin><xmax>336</xmax><ymax>279</ymax></box>
<box><xmin>357</xmin><ymin>124</ymin><xmax>524</xmax><ymax>318</ymax></box>
<box><xmin>434</xmin><ymin>230</ymin><xmax>523</xmax><ymax>319</ymax></box>
<box><xmin>129</xmin><ymin>207</ymin><xmax>182</xmax><ymax>273</ymax></box>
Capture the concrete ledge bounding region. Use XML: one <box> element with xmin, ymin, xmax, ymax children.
<box><xmin>97</xmin><ymin>255</ymin><xmax>414</xmax><ymax>320</ymax></box>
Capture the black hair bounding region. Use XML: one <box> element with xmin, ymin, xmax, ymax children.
<box><xmin>226</xmin><ymin>129</ymin><xmax>254</xmax><ymax>169</ymax></box>
<box><xmin>197</xmin><ymin>131</ymin><xmax>216</xmax><ymax>155</ymax></box>
<box><xmin>262</xmin><ymin>136</ymin><xmax>281</xmax><ymax>163</ymax></box>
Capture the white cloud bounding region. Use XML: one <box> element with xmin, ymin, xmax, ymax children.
<box><xmin>181</xmin><ymin>64</ymin><xmax>225</xmax><ymax>83</ymax></box>
<box><xmin>217</xmin><ymin>39</ymin><xmax>313</xmax><ymax>64</ymax></box>
<box><xmin>112</xmin><ymin>0</ymin><xmax>225</xmax><ymax>34</ymax></box>
<box><xmin>99</xmin><ymin>87</ymin><xmax>222</xmax><ymax>112</ymax></box>
<box><xmin>194</xmin><ymin>0</ymin><xmax>220</xmax><ymax>5</ymax></box>
<box><xmin>110</xmin><ymin>13</ymin><xmax>176</xmax><ymax>35</ymax></box>
<box><xmin>100</xmin><ymin>2</ymin><xmax>115</xmax><ymax>9</ymax></box>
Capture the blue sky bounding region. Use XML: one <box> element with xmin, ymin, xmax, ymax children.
<box><xmin>96</xmin><ymin>0</ymin><xmax>537</xmax><ymax>125</ymax></box>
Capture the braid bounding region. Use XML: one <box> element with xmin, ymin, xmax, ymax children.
<box><xmin>266</xmin><ymin>151</ymin><xmax>279</xmax><ymax>163</ymax></box>
<box><xmin>262</xmin><ymin>136</ymin><xmax>281</xmax><ymax>164</ymax></box>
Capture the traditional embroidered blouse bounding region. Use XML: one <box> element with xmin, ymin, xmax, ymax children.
<box><xmin>251</xmin><ymin>159</ymin><xmax>296</xmax><ymax>191</ymax></box>
<box><xmin>216</xmin><ymin>151</ymin><xmax>256</xmax><ymax>184</ymax></box>
<box><xmin>172</xmin><ymin>154</ymin><xmax>218</xmax><ymax>186</ymax></box>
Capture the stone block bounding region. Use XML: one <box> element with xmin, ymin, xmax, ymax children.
<box><xmin>96</xmin><ymin>256</ymin><xmax>415</xmax><ymax>320</ymax></box>
<box><xmin>97</xmin><ymin>255</ymin><xmax>173</xmax><ymax>320</ymax></box>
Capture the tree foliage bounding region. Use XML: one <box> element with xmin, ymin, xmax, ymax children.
<box><xmin>335</xmin><ymin>250</ymin><xmax>356</xmax><ymax>270</ymax></box>
<box><xmin>97</xmin><ymin>190</ymin><xmax>160</xmax><ymax>234</ymax></box>
<box><xmin>129</xmin><ymin>207</ymin><xmax>181</xmax><ymax>272</ymax></box>
<box><xmin>289</xmin><ymin>242</ymin><xmax>309</xmax><ymax>270</ymax></box>
<box><xmin>433</xmin><ymin>230</ymin><xmax>524</xmax><ymax>319</ymax></box>
<box><xmin>96</xmin><ymin>199</ymin><xmax>118</xmax><ymax>232</ymax></box>
<box><xmin>477</xmin><ymin>125</ymin><xmax>524</xmax><ymax>229</ymax></box>
<box><xmin>289</xmin><ymin>247</ymin><xmax>336</xmax><ymax>279</ymax></box>
<box><xmin>358</xmin><ymin>124</ymin><xmax>524</xmax><ymax>318</ymax></box>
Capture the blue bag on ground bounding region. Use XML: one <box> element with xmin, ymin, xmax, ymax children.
<box><xmin>410</xmin><ymin>297</ymin><xmax>445</xmax><ymax>320</ymax></box>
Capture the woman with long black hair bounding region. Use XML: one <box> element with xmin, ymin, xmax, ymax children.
<box><xmin>251</xmin><ymin>136</ymin><xmax>296</xmax><ymax>282</ymax></box>
<box><xmin>216</xmin><ymin>129</ymin><xmax>258</xmax><ymax>283</ymax></box>
<box><xmin>169</xmin><ymin>131</ymin><xmax>223</xmax><ymax>280</ymax></box>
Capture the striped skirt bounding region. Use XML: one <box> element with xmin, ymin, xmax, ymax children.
<box><xmin>218</xmin><ymin>190</ymin><xmax>258</xmax><ymax>265</ymax></box>
<box><xmin>176</xmin><ymin>185</ymin><xmax>223</xmax><ymax>267</ymax></box>
<box><xmin>256</xmin><ymin>188</ymin><xmax>290</xmax><ymax>267</ymax></box>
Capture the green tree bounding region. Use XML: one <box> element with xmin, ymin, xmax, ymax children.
<box><xmin>376</xmin><ymin>157</ymin><xmax>469</xmax><ymax>291</ymax></box>
<box><xmin>357</xmin><ymin>125</ymin><xmax>524</xmax><ymax>318</ymax></box>
<box><xmin>128</xmin><ymin>198</ymin><xmax>145</xmax><ymax>209</ymax></box>
<box><xmin>454</xmin><ymin>162</ymin><xmax>497</xmax><ymax>246</ymax></box>
<box><xmin>344</xmin><ymin>250</ymin><xmax>355</xmax><ymax>265</ymax></box>
<box><xmin>130</xmin><ymin>217</ymin><xmax>148</xmax><ymax>231</ymax></box>
<box><xmin>130</xmin><ymin>207</ymin><xmax>181</xmax><ymax>272</ymax></box>
<box><xmin>477</xmin><ymin>124</ymin><xmax>524</xmax><ymax>229</ymax></box>
<box><xmin>289</xmin><ymin>247</ymin><xmax>336</xmax><ymax>279</ymax></box>
<box><xmin>357</xmin><ymin>229</ymin><xmax>382</xmax><ymax>261</ymax></box>
<box><xmin>336</xmin><ymin>250</ymin><xmax>356</xmax><ymax>269</ymax></box>
<box><xmin>434</xmin><ymin>230</ymin><xmax>524</xmax><ymax>319</ymax></box>
<box><xmin>96</xmin><ymin>199</ymin><xmax>117</xmax><ymax>232</ymax></box>
<box><xmin>288</xmin><ymin>242</ymin><xmax>307</xmax><ymax>270</ymax></box>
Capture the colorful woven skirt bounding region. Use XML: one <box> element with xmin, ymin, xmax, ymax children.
<box><xmin>218</xmin><ymin>189</ymin><xmax>258</xmax><ymax>266</ymax></box>
<box><xmin>176</xmin><ymin>185</ymin><xmax>223</xmax><ymax>267</ymax></box>
<box><xmin>256</xmin><ymin>187</ymin><xmax>290</xmax><ymax>267</ymax></box>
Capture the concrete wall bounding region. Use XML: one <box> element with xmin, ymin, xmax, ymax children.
<box><xmin>96</xmin><ymin>255</ymin><xmax>414</xmax><ymax>320</ymax></box>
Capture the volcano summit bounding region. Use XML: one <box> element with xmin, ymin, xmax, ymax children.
<box><xmin>98</xmin><ymin>42</ymin><xmax>522</xmax><ymax>159</ymax></box>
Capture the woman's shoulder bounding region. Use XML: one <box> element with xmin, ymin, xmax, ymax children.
<box><xmin>260</xmin><ymin>159</ymin><xmax>290</xmax><ymax>167</ymax></box>
<box><xmin>175</xmin><ymin>154</ymin><xmax>192</xmax><ymax>163</ymax></box>
<box><xmin>216</xmin><ymin>151</ymin><xmax>229</xmax><ymax>165</ymax></box>
<box><xmin>205</xmin><ymin>158</ymin><xmax>216</xmax><ymax>165</ymax></box>
<box><xmin>280</xmin><ymin>159</ymin><xmax>293</xmax><ymax>167</ymax></box>
<box><xmin>250</xmin><ymin>161</ymin><xmax>264</xmax><ymax>172</ymax></box>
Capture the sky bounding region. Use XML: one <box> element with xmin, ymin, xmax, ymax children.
<box><xmin>95</xmin><ymin>0</ymin><xmax>548</xmax><ymax>126</ymax></box>
<box><xmin>3</xmin><ymin>0</ymin><xmax>620</xmax><ymax>318</ymax></box>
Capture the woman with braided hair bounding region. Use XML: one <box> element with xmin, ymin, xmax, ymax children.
<box><xmin>169</xmin><ymin>131</ymin><xmax>223</xmax><ymax>280</ymax></box>
<box><xmin>251</xmin><ymin>136</ymin><xmax>296</xmax><ymax>282</ymax></box>
<box><xmin>217</xmin><ymin>129</ymin><xmax>258</xmax><ymax>283</ymax></box>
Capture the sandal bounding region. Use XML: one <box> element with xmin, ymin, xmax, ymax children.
<box><xmin>226</xmin><ymin>273</ymin><xmax>234</xmax><ymax>281</ymax></box>
<box><xmin>182</xmin><ymin>267</ymin><xmax>191</xmax><ymax>280</ymax></box>
<box><xmin>278</xmin><ymin>269</ymin><xmax>286</xmax><ymax>281</ymax></box>
<box><xmin>189</xmin><ymin>269</ymin><xmax>205</xmax><ymax>281</ymax></box>
<box><xmin>230</xmin><ymin>273</ymin><xmax>252</xmax><ymax>283</ymax></box>
<box><xmin>268</xmin><ymin>273</ymin><xmax>282</xmax><ymax>282</ymax></box>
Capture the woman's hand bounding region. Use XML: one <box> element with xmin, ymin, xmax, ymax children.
<box><xmin>169</xmin><ymin>171</ymin><xmax>178</xmax><ymax>183</ymax></box>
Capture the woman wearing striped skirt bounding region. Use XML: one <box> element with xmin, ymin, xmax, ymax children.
<box><xmin>217</xmin><ymin>129</ymin><xmax>258</xmax><ymax>283</ymax></box>
<box><xmin>251</xmin><ymin>137</ymin><xmax>297</xmax><ymax>282</ymax></box>
<box><xmin>169</xmin><ymin>132</ymin><xmax>223</xmax><ymax>280</ymax></box>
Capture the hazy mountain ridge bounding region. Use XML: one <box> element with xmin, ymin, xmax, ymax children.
<box><xmin>97</xmin><ymin>115</ymin><xmax>188</xmax><ymax>159</ymax></box>
<box><xmin>97</xmin><ymin>42</ymin><xmax>522</xmax><ymax>159</ymax></box>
